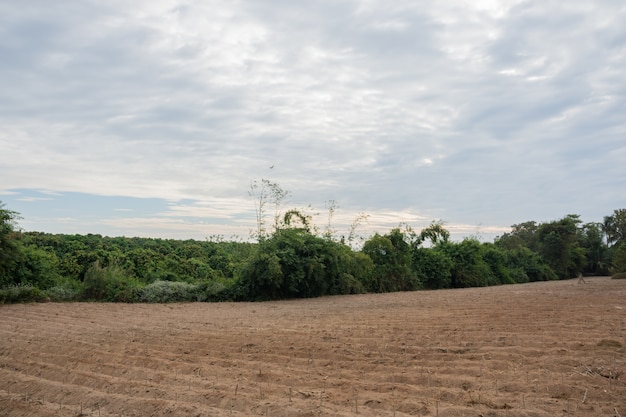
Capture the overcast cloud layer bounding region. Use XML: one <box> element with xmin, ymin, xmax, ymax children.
<box><xmin>1</xmin><ymin>0</ymin><xmax>625</xmax><ymax>241</ymax></box>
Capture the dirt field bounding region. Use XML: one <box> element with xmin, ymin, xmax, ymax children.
<box><xmin>1</xmin><ymin>277</ymin><xmax>624</xmax><ymax>417</ymax></box>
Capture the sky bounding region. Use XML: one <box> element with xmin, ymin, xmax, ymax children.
<box><xmin>1</xmin><ymin>0</ymin><xmax>625</xmax><ymax>243</ymax></box>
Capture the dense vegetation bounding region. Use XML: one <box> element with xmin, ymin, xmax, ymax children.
<box><xmin>1</xmin><ymin>199</ymin><xmax>625</xmax><ymax>304</ymax></box>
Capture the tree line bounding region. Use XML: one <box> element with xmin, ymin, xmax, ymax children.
<box><xmin>1</xmin><ymin>197</ymin><xmax>625</xmax><ymax>303</ymax></box>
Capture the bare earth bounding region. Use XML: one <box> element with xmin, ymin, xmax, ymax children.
<box><xmin>1</xmin><ymin>277</ymin><xmax>624</xmax><ymax>417</ymax></box>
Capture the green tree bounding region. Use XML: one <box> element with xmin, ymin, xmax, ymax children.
<box><xmin>603</xmin><ymin>209</ymin><xmax>626</xmax><ymax>247</ymax></box>
<box><xmin>362</xmin><ymin>228</ymin><xmax>418</xmax><ymax>292</ymax></box>
<box><xmin>536</xmin><ymin>215</ymin><xmax>585</xmax><ymax>279</ymax></box>
<box><xmin>82</xmin><ymin>260</ymin><xmax>141</xmax><ymax>302</ymax></box>
<box><xmin>418</xmin><ymin>221</ymin><xmax>450</xmax><ymax>246</ymax></box>
<box><xmin>239</xmin><ymin>228</ymin><xmax>367</xmax><ymax>300</ymax></box>
<box><xmin>505</xmin><ymin>247</ymin><xmax>557</xmax><ymax>282</ymax></box>
<box><xmin>412</xmin><ymin>247</ymin><xmax>453</xmax><ymax>289</ymax></box>
<box><xmin>612</xmin><ymin>243</ymin><xmax>626</xmax><ymax>273</ymax></box>
<box><xmin>481</xmin><ymin>243</ymin><xmax>515</xmax><ymax>285</ymax></box>
<box><xmin>7</xmin><ymin>243</ymin><xmax>62</xmax><ymax>289</ymax></box>
<box><xmin>580</xmin><ymin>222</ymin><xmax>611</xmax><ymax>275</ymax></box>
<box><xmin>495</xmin><ymin>221</ymin><xmax>538</xmax><ymax>251</ymax></box>
<box><xmin>0</xmin><ymin>202</ymin><xmax>23</xmax><ymax>287</ymax></box>
<box><xmin>437</xmin><ymin>239</ymin><xmax>495</xmax><ymax>288</ymax></box>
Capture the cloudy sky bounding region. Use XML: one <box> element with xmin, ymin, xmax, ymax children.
<box><xmin>1</xmin><ymin>0</ymin><xmax>625</xmax><ymax>242</ymax></box>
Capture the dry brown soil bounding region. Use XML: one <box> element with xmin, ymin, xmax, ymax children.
<box><xmin>1</xmin><ymin>277</ymin><xmax>625</xmax><ymax>417</ymax></box>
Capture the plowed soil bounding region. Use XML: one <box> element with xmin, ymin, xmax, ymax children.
<box><xmin>1</xmin><ymin>277</ymin><xmax>625</xmax><ymax>417</ymax></box>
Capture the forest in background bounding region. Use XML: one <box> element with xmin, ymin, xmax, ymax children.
<box><xmin>1</xmin><ymin>186</ymin><xmax>625</xmax><ymax>303</ymax></box>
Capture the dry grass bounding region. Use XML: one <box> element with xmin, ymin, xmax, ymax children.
<box><xmin>1</xmin><ymin>277</ymin><xmax>625</xmax><ymax>416</ymax></box>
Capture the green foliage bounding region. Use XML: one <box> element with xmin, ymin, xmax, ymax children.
<box><xmin>239</xmin><ymin>252</ymin><xmax>284</xmax><ymax>300</ymax></box>
<box><xmin>195</xmin><ymin>279</ymin><xmax>237</xmax><ymax>301</ymax></box>
<box><xmin>239</xmin><ymin>228</ymin><xmax>368</xmax><ymax>300</ymax></box>
<box><xmin>0</xmin><ymin>284</ymin><xmax>48</xmax><ymax>304</ymax></box>
<box><xmin>82</xmin><ymin>261</ymin><xmax>142</xmax><ymax>302</ymax></box>
<box><xmin>580</xmin><ymin>222</ymin><xmax>611</xmax><ymax>275</ymax></box>
<box><xmin>336</xmin><ymin>251</ymin><xmax>372</xmax><ymax>295</ymax></box>
<box><xmin>536</xmin><ymin>215</ymin><xmax>586</xmax><ymax>279</ymax></box>
<box><xmin>2</xmin><ymin>196</ymin><xmax>625</xmax><ymax>303</ymax></box>
<box><xmin>498</xmin><ymin>215</ymin><xmax>587</xmax><ymax>280</ymax></box>
<box><xmin>137</xmin><ymin>279</ymin><xmax>235</xmax><ymax>303</ymax></box>
<box><xmin>138</xmin><ymin>280</ymin><xmax>198</xmax><ymax>303</ymax></box>
<box><xmin>505</xmin><ymin>247</ymin><xmax>557</xmax><ymax>282</ymax></box>
<box><xmin>436</xmin><ymin>239</ymin><xmax>495</xmax><ymax>287</ymax></box>
<box><xmin>362</xmin><ymin>229</ymin><xmax>419</xmax><ymax>292</ymax></box>
<box><xmin>603</xmin><ymin>209</ymin><xmax>626</xmax><ymax>247</ymax></box>
<box><xmin>611</xmin><ymin>242</ymin><xmax>626</xmax><ymax>274</ymax></box>
<box><xmin>46</xmin><ymin>279</ymin><xmax>83</xmax><ymax>302</ymax></box>
<box><xmin>0</xmin><ymin>202</ymin><xmax>23</xmax><ymax>286</ymax></box>
<box><xmin>412</xmin><ymin>247</ymin><xmax>452</xmax><ymax>289</ymax></box>
<box><xmin>418</xmin><ymin>221</ymin><xmax>450</xmax><ymax>246</ymax></box>
<box><xmin>7</xmin><ymin>243</ymin><xmax>62</xmax><ymax>289</ymax></box>
<box><xmin>481</xmin><ymin>243</ymin><xmax>515</xmax><ymax>285</ymax></box>
<box><xmin>612</xmin><ymin>272</ymin><xmax>626</xmax><ymax>280</ymax></box>
<box><xmin>496</xmin><ymin>221</ymin><xmax>538</xmax><ymax>251</ymax></box>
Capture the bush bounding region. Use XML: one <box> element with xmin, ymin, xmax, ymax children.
<box><xmin>46</xmin><ymin>280</ymin><xmax>83</xmax><ymax>302</ymax></box>
<box><xmin>437</xmin><ymin>239</ymin><xmax>495</xmax><ymax>288</ymax></box>
<box><xmin>362</xmin><ymin>229</ymin><xmax>418</xmax><ymax>293</ymax></box>
<box><xmin>612</xmin><ymin>272</ymin><xmax>626</xmax><ymax>280</ymax></box>
<box><xmin>195</xmin><ymin>279</ymin><xmax>242</xmax><ymax>301</ymax></box>
<box><xmin>611</xmin><ymin>243</ymin><xmax>626</xmax><ymax>274</ymax></box>
<box><xmin>413</xmin><ymin>247</ymin><xmax>452</xmax><ymax>289</ymax></box>
<box><xmin>509</xmin><ymin>267</ymin><xmax>529</xmax><ymax>284</ymax></box>
<box><xmin>239</xmin><ymin>228</ymin><xmax>368</xmax><ymax>300</ymax></box>
<box><xmin>506</xmin><ymin>247</ymin><xmax>557</xmax><ymax>282</ymax></box>
<box><xmin>9</xmin><ymin>245</ymin><xmax>63</xmax><ymax>289</ymax></box>
<box><xmin>0</xmin><ymin>284</ymin><xmax>49</xmax><ymax>304</ymax></box>
<box><xmin>82</xmin><ymin>261</ymin><xmax>142</xmax><ymax>302</ymax></box>
<box><xmin>105</xmin><ymin>274</ymin><xmax>143</xmax><ymax>302</ymax></box>
<box><xmin>138</xmin><ymin>280</ymin><xmax>198</xmax><ymax>303</ymax></box>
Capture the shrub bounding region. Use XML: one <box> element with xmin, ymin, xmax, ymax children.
<box><xmin>138</xmin><ymin>280</ymin><xmax>197</xmax><ymax>303</ymax></box>
<box><xmin>509</xmin><ymin>267</ymin><xmax>529</xmax><ymax>284</ymax></box>
<box><xmin>46</xmin><ymin>280</ymin><xmax>83</xmax><ymax>302</ymax></box>
<box><xmin>611</xmin><ymin>243</ymin><xmax>626</xmax><ymax>274</ymax></box>
<box><xmin>239</xmin><ymin>228</ymin><xmax>367</xmax><ymax>300</ymax></box>
<box><xmin>437</xmin><ymin>239</ymin><xmax>495</xmax><ymax>288</ymax></box>
<box><xmin>507</xmin><ymin>247</ymin><xmax>557</xmax><ymax>282</ymax></box>
<box><xmin>82</xmin><ymin>261</ymin><xmax>142</xmax><ymax>302</ymax></box>
<box><xmin>105</xmin><ymin>274</ymin><xmax>143</xmax><ymax>302</ymax></box>
<box><xmin>413</xmin><ymin>247</ymin><xmax>452</xmax><ymax>289</ymax></box>
<box><xmin>0</xmin><ymin>284</ymin><xmax>49</xmax><ymax>304</ymax></box>
<box><xmin>612</xmin><ymin>272</ymin><xmax>626</xmax><ymax>280</ymax></box>
<box><xmin>195</xmin><ymin>279</ymin><xmax>241</xmax><ymax>302</ymax></box>
<box><xmin>362</xmin><ymin>229</ymin><xmax>418</xmax><ymax>293</ymax></box>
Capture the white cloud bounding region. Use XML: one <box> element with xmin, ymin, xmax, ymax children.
<box><xmin>1</xmin><ymin>0</ymin><xmax>625</xmax><ymax>239</ymax></box>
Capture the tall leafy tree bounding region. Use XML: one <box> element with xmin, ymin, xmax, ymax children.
<box><xmin>362</xmin><ymin>228</ymin><xmax>418</xmax><ymax>292</ymax></box>
<box><xmin>0</xmin><ymin>202</ymin><xmax>23</xmax><ymax>286</ymax></box>
<box><xmin>603</xmin><ymin>209</ymin><xmax>626</xmax><ymax>247</ymax></box>
<box><xmin>412</xmin><ymin>247</ymin><xmax>453</xmax><ymax>289</ymax></box>
<box><xmin>239</xmin><ymin>227</ymin><xmax>368</xmax><ymax>300</ymax></box>
<box><xmin>495</xmin><ymin>221</ymin><xmax>538</xmax><ymax>251</ymax></box>
<box><xmin>612</xmin><ymin>243</ymin><xmax>626</xmax><ymax>273</ymax></box>
<box><xmin>437</xmin><ymin>239</ymin><xmax>494</xmax><ymax>288</ymax></box>
<box><xmin>580</xmin><ymin>222</ymin><xmax>611</xmax><ymax>275</ymax></box>
<box><xmin>505</xmin><ymin>246</ymin><xmax>557</xmax><ymax>282</ymax></box>
<box><xmin>536</xmin><ymin>215</ymin><xmax>585</xmax><ymax>279</ymax></box>
<box><xmin>418</xmin><ymin>221</ymin><xmax>450</xmax><ymax>246</ymax></box>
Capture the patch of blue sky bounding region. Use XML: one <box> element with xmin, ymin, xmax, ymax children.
<box><xmin>3</xmin><ymin>188</ymin><xmax>170</xmax><ymax>225</ymax></box>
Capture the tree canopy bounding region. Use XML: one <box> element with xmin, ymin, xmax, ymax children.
<box><xmin>1</xmin><ymin>198</ymin><xmax>624</xmax><ymax>303</ymax></box>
